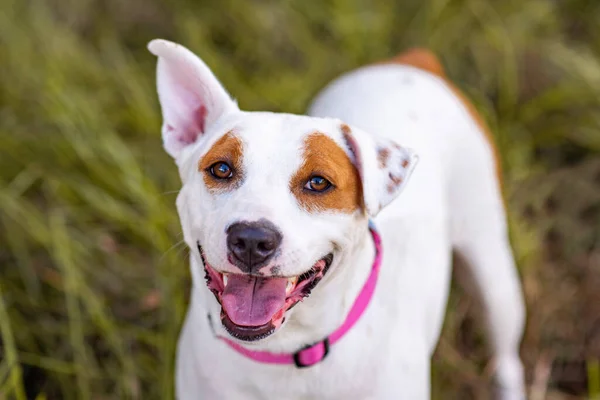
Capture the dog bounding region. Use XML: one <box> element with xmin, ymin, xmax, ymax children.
<box><xmin>148</xmin><ymin>39</ymin><xmax>526</xmax><ymax>399</ymax></box>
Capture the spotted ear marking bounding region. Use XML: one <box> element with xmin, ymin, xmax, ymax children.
<box><xmin>340</xmin><ymin>124</ymin><xmax>418</xmax><ymax>217</ymax></box>
<box><xmin>377</xmin><ymin>147</ymin><xmax>391</xmax><ymax>168</ymax></box>
<box><xmin>384</xmin><ymin>143</ymin><xmax>415</xmax><ymax>194</ymax></box>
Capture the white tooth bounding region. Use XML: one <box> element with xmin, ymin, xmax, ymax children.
<box><xmin>286</xmin><ymin>277</ymin><xmax>297</xmax><ymax>294</ymax></box>
<box><xmin>222</xmin><ymin>273</ymin><xmax>228</xmax><ymax>286</ymax></box>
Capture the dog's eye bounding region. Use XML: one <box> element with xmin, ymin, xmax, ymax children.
<box><xmin>305</xmin><ymin>176</ymin><xmax>332</xmax><ymax>192</ymax></box>
<box><xmin>209</xmin><ymin>162</ymin><xmax>233</xmax><ymax>179</ymax></box>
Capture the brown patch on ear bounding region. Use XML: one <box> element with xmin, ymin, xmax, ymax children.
<box><xmin>401</xmin><ymin>159</ymin><xmax>409</xmax><ymax>168</ymax></box>
<box><xmin>290</xmin><ymin>133</ymin><xmax>363</xmax><ymax>213</ymax></box>
<box><xmin>340</xmin><ymin>124</ymin><xmax>358</xmax><ymax>165</ymax></box>
<box><xmin>377</xmin><ymin>147</ymin><xmax>390</xmax><ymax>168</ymax></box>
<box><xmin>340</xmin><ymin>123</ymin><xmax>352</xmax><ymax>137</ymax></box>
<box><xmin>387</xmin><ymin>173</ymin><xmax>404</xmax><ymax>194</ymax></box>
<box><xmin>199</xmin><ymin>131</ymin><xmax>244</xmax><ymax>192</ymax></box>
<box><xmin>389</xmin><ymin>172</ymin><xmax>403</xmax><ymax>186</ymax></box>
<box><xmin>384</xmin><ymin>48</ymin><xmax>505</xmax><ymax>201</ymax></box>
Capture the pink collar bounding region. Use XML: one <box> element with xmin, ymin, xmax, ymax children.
<box><xmin>217</xmin><ymin>223</ymin><xmax>382</xmax><ymax>368</ymax></box>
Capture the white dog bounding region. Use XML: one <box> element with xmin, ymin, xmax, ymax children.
<box><xmin>148</xmin><ymin>39</ymin><xmax>526</xmax><ymax>399</ymax></box>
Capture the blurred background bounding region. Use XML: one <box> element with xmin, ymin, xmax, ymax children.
<box><xmin>0</xmin><ymin>0</ymin><xmax>599</xmax><ymax>398</ymax></box>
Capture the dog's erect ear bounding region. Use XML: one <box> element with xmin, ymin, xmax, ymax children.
<box><xmin>148</xmin><ymin>39</ymin><xmax>239</xmax><ymax>158</ymax></box>
<box><xmin>340</xmin><ymin>124</ymin><xmax>418</xmax><ymax>217</ymax></box>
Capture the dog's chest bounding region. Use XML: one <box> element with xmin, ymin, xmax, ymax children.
<box><xmin>183</xmin><ymin>340</ymin><xmax>387</xmax><ymax>399</ymax></box>
<box><xmin>177</xmin><ymin>283</ymin><xmax>433</xmax><ymax>400</ymax></box>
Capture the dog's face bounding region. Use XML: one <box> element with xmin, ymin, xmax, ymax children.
<box><xmin>149</xmin><ymin>40</ymin><xmax>417</xmax><ymax>342</ymax></box>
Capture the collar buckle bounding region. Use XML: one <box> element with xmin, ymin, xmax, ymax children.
<box><xmin>293</xmin><ymin>337</ymin><xmax>330</xmax><ymax>368</ymax></box>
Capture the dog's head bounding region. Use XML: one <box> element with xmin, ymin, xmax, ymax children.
<box><xmin>148</xmin><ymin>40</ymin><xmax>417</xmax><ymax>343</ymax></box>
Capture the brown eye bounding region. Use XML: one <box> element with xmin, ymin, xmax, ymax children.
<box><xmin>304</xmin><ymin>176</ymin><xmax>332</xmax><ymax>192</ymax></box>
<box><xmin>209</xmin><ymin>162</ymin><xmax>233</xmax><ymax>179</ymax></box>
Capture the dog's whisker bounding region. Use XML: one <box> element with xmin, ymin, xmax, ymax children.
<box><xmin>159</xmin><ymin>239</ymin><xmax>187</xmax><ymax>262</ymax></box>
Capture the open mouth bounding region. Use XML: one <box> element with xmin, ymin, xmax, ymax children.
<box><xmin>198</xmin><ymin>242</ymin><xmax>333</xmax><ymax>342</ymax></box>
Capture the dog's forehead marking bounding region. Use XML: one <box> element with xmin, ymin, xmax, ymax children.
<box><xmin>289</xmin><ymin>132</ymin><xmax>362</xmax><ymax>214</ymax></box>
<box><xmin>198</xmin><ymin>131</ymin><xmax>244</xmax><ymax>192</ymax></box>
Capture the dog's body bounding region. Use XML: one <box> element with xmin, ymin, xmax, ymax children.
<box><xmin>148</xmin><ymin>41</ymin><xmax>525</xmax><ymax>399</ymax></box>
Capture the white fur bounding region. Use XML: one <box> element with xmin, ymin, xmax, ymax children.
<box><xmin>148</xmin><ymin>39</ymin><xmax>526</xmax><ymax>399</ymax></box>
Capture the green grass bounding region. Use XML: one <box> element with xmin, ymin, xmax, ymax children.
<box><xmin>589</xmin><ymin>359</ymin><xmax>600</xmax><ymax>399</ymax></box>
<box><xmin>1</xmin><ymin>0</ymin><xmax>599</xmax><ymax>398</ymax></box>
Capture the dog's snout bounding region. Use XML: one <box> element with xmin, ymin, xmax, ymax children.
<box><xmin>226</xmin><ymin>220</ymin><xmax>282</xmax><ymax>272</ymax></box>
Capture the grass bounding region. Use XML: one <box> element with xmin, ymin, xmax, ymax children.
<box><xmin>0</xmin><ymin>0</ymin><xmax>599</xmax><ymax>398</ymax></box>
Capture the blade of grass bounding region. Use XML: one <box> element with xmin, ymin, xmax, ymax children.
<box><xmin>0</xmin><ymin>283</ymin><xmax>27</xmax><ymax>400</ymax></box>
<box><xmin>589</xmin><ymin>359</ymin><xmax>600</xmax><ymax>400</ymax></box>
<box><xmin>48</xmin><ymin>210</ymin><xmax>92</xmax><ymax>400</ymax></box>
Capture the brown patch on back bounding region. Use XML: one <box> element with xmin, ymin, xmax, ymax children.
<box><xmin>290</xmin><ymin>133</ymin><xmax>363</xmax><ymax>213</ymax></box>
<box><xmin>445</xmin><ymin>83</ymin><xmax>504</xmax><ymax>193</ymax></box>
<box><xmin>199</xmin><ymin>131</ymin><xmax>244</xmax><ymax>192</ymax></box>
<box><xmin>386</xmin><ymin>48</ymin><xmax>505</xmax><ymax>196</ymax></box>
<box><xmin>389</xmin><ymin>48</ymin><xmax>446</xmax><ymax>78</ymax></box>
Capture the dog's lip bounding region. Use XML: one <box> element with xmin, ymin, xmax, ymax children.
<box><xmin>221</xmin><ymin>310</ymin><xmax>277</xmax><ymax>342</ymax></box>
<box><xmin>197</xmin><ymin>241</ymin><xmax>333</xmax><ymax>341</ymax></box>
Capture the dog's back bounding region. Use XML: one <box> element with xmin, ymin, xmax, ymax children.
<box><xmin>308</xmin><ymin>49</ymin><xmax>526</xmax><ymax>399</ymax></box>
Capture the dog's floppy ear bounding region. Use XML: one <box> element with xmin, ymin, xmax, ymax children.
<box><xmin>340</xmin><ymin>124</ymin><xmax>418</xmax><ymax>217</ymax></box>
<box><xmin>148</xmin><ymin>39</ymin><xmax>238</xmax><ymax>158</ymax></box>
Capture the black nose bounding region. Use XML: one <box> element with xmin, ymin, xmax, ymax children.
<box><xmin>226</xmin><ymin>220</ymin><xmax>282</xmax><ymax>272</ymax></box>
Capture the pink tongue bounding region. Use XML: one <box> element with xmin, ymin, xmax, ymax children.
<box><xmin>221</xmin><ymin>274</ymin><xmax>288</xmax><ymax>327</ymax></box>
